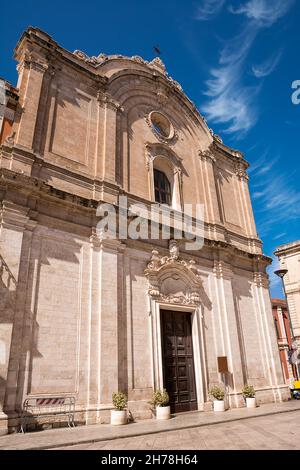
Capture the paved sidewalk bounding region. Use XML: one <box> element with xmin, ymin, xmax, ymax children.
<box><xmin>1</xmin><ymin>400</ymin><xmax>300</xmax><ymax>450</ymax></box>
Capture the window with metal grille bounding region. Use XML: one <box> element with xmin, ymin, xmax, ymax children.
<box><xmin>154</xmin><ymin>169</ymin><xmax>171</xmax><ymax>205</ymax></box>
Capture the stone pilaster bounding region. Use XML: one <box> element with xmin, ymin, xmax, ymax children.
<box><xmin>199</xmin><ymin>150</ymin><xmax>221</xmax><ymax>224</ymax></box>
<box><xmin>32</xmin><ymin>63</ymin><xmax>56</xmax><ymax>158</ymax></box>
<box><xmin>0</xmin><ymin>201</ymin><xmax>35</xmax><ymax>434</ymax></box>
<box><xmin>15</xmin><ymin>52</ymin><xmax>49</xmax><ymax>152</ymax></box>
<box><xmin>96</xmin><ymin>91</ymin><xmax>123</xmax><ymax>191</ymax></box>
<box><xmin>173</xmin><ymin>167</ymin><xmax>183</xmax><ymax>211</ymax></box>
<box><xmin>85</xmin><ymin>233</ymin><xmax>102</xmax><ymax>422</ymax></box>
<box><xmin>234</xmin><ymin>162</ymin><xmax>257</xmax><ymax>240</ymax></box>
<box><xmin>212</xmin><ymin>259</ymin><xmax>245</xmax><ymax>406</ymax></box>
<box><xmin>98</xmin><ymin>238</ymin><xmax>125</xmax><ymax>406</ymax></box>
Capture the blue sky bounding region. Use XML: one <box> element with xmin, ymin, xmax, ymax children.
<box><xmin>1</xmin><ymin>0</ymin><xmax>299</xmax><ymax>297</ymax></box>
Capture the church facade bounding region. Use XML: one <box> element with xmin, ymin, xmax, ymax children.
<box><xmin>0</xmin><ymin>27</ymin><xmax>289</xmax><ymax>433</ymax></box>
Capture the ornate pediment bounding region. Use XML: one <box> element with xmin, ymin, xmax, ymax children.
<box><xmin>145</xmin><ymin>240</ymin><xmax>202</xmax><ymax>306</ymax></box>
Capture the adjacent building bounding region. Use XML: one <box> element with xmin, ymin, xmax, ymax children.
<box><xmin>272</xmin><ymin>298</ymin><xmax>297</xmax><ymax>383</ymax></box>
<box><xmin>275</xmin><ymin>241</ymin><xmax>300</xmax><ymax>341</ymax></box>
<box><xmin>0</xmin><ymin>27</ymin><xmax>289</xmax><ymax>434</ymax></box>
<box><xmin>0</xmin><ymin>79</ymin><xmax>18</xmax><ymax>145</ymax></box>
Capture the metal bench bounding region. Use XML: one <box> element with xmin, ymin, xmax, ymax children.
<box><xmin>20</xmin><ymin>396</ymin><xmax>76</xmax><ymax>433</ymax></box>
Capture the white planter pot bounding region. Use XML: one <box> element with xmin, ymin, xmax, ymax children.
<box><xmin>156</xmin><ymin>405</ymin><xmax>171</xmax><ymax>420</ymax></box>
<box><xmin>110</xmin><ymin>409</ymin><xmax>127</xmax><ymax>425</ymax></box>
<box><xmin>213</xmin><ymin>400</ymin><xmax>225</xmax><ymax>412</ymax></box>
<box><xmin>246</xmin><ymin>397</ymin><xmax>256</xmax><ymax>408</ymax></box>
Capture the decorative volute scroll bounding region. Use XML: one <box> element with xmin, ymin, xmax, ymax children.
<box><xmin>145</xmin><ymin>240</ymin><xmax>203</xmax><ymax>306</ymax></box>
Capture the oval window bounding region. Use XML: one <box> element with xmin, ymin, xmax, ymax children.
<box><xmin>150</xmin><ymin>112</ymin><xmax>174</xmax><ymax>139</ymax></box>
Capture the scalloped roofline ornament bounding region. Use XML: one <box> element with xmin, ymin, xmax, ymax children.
<box><xmin>72</xmin><ymin>50</ymin><xmax>183</xmax><ymax>92</ymax></box>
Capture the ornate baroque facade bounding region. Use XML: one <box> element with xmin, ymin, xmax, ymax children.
<box><xmin>0</xmin><ymin>27</ymin><xmax>288</xmax><ymax>433</ymax></box>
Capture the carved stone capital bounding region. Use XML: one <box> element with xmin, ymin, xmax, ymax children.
<box><xmin>90</xmin><ymin>229</ymin><xmax>102</xmax><ymax>248</ymax></box>
<box><xmin>21</xmin><ymin>50</ymin><xmax>49</xmax><ymax>74</ymax></box>
<box><xmin>97</xmin><ymin>91</ymin><xmax>123</xmax><ymax>112</ymax></box>
<box><xmin>213</xmin><ymin>260</ymin><xmax>233</xmax><ymax>279</ymax></box>
<box><xmin>234</xmin><ymin>162</ymin><xmax>249</xmax><ymax>181</ymax></box>
<box><xmin>145</xmin><ymin>146</ymin><xmax>155</xmax><ymax>171</ymax></box>
<box><xmin>173</xmin><ymin>167</ymin><xmax>182</xmax><ymax>176</ymax></box>
<box><xmin>253</xmin><ymin>272</ymin><xmax>270</xmax><ymax>288</ymax></box>
<box><xmin>199</xmin><ymin>149</ymin><xmax>216</xmax><ymax>164</ymax></box>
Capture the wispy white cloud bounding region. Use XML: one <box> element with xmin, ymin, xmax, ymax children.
<box><xmin>229</xmin><ymin>0</ymin><xmax>295</xmax><ymax>27</ymax></box>
<box><xmin>248</xmin><ymin>146</ymin><xmax>299</xmax><ymax>241</ymax></box>
<box><xmin>219</xmin><ymin>24</ymin><xmax>258</xmax><ymax>65</ymax></box>
<box><xmin>255</xmin><ymin>155</ymin><xmax>280</xmax><ymax>176</ymax></box>
<box><xmin>253</xmin><ymin>174</ymin><xmax>300</xmax><ymax>215</ymax></box>
<box><xmin>273</xmin><ymin>232</ymin><xmax>287</xmax><ymax>240</ymax></box>
<box><xmin>202</xmin><ymin>27</ymin><xmax>260</xmax><ymax>135</ymax></box>
<box><xmin>252</xmin><ymin>49</ymin><xmax>283</xmax><ymax>78</ymax></box>
<box><xmin>202</xmin><ymin>78</ymin><xmax>259</xmax><ymax>136</ymax></box>
<box><xmin>251</xmin><ymin>169</ymin><xmax>300</xmax><ymax>238</ymax></box>
<box><xmin>196</xmin><ymin>0</ymin><xmax>225</xmax><ymax>21</ymax></box>
<box><xmin>285</xmin><ymin>120</ymin><xmax>300</xmax><ymax>127</ymax></box>
<box><xmin>201</xmin><ymin>0</ymin><xmax>294</xmax><ymax>135</ymax></box>
<box><xmin>247</xmin><ymin>149</ymin><xmax>269</xmax><ymax>173</ymax></box>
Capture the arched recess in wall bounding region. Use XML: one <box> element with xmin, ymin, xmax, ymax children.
<box><xmin>145</xmin><ymin>142</ymin><xmax>187</xmax><ymax>211</ymax></box>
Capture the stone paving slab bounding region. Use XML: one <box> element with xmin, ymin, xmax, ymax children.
<box><xmin>68</xmin><ymin>412</ymin><xmax>299</xmax><ymax>450</ymax></box>
<box><xmin>1</xmin><ymin>400</ymin><xmax>300</xmax><ymax>450</ymax></box>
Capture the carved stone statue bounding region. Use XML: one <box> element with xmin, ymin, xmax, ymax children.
<box><xmin>169</xmin><ymin>239</ymin><xmax>179</xmax><ymax>260</ymax></box>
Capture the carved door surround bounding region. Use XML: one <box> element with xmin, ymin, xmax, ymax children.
<box><xmin>145</xmin><ymin>240</ymin><xmax>208</xmax><ymax>410</ymax></box>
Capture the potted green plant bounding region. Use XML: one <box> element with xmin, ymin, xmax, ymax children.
<box><xmin>111</xmin><ymin>392</ymin><xmax>128</xmax><ymax>425</ymax></box>
<box><xmin>151</xmin><ymin>389</ymin><xmax>170</xmax><ymax>420</ymax></box>
<box><xmin>209</xmin><ymin>385</ymin><xmax>225</xmax><ymax>411</ymax></box>
<box><xmin>242</xmin><ymin>385</ymin><xmax>256</xmax><ymax>408</ymax></box>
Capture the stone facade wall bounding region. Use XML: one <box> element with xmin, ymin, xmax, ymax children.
<box><xmin>0</xmin><ymin>27</ymin><xmax>289</xmax><ymax>433</ymax></box>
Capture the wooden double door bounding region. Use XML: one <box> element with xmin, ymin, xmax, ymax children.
<box><xmin>161</xmin><ymin>310</ymin><xmax>197</xmax><ymax>413</ymax></box>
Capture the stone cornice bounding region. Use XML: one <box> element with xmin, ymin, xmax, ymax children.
<box><xmin>204</xmin><ymin>238</ymin><xmax>272</xmax><ymax>266</ymax></box>
<box><xmin>211</xmin><ymin>140</ymin><xmax>250</xmax><ymax>169</ymax></box>
<box><xmin>275</xmin><ymin>240</ymin><xmax>300</xmax><ymax>257</ymax></box>
<box><xmin>0</xmin><ymin>167</ymin><xmax>98</xmax><ymax>212</ymax></box>
<box><xmin>14</xmin><ymin>27</ymin><xmax>108</xmax><ymax>86</ymax></box>
<box><xmin>0</xmin><ymin>168</ymin><xmax>268</xmax><ymax>266</ymax></box>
